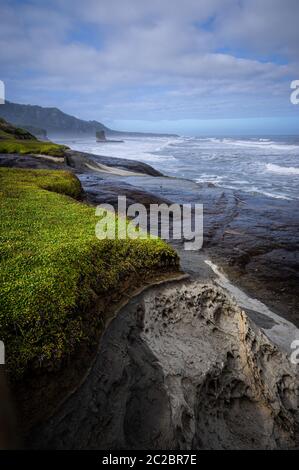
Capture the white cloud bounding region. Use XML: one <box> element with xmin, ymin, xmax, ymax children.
<box><xmin>215</xmin><ymin>0</ymin><xmax>299</xmax><ymax>58</ymax></box>
<box><xmin>0</xmin><ymin>0</ymin><xmax>297</xmax><ymax>122</ymax></box>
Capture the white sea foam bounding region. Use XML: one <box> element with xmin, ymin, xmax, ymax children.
<box><xmin>55</xmin><ymin>134</ymin><xmax>298</xmax><ymax>201</ymax></box>
<box><xmin>195</xmin><ymin>174</ymin><xmax>224</xmax><ymax>184</ymax></box>
<box><xmin>195</xmin><ymin>137</ymin><xmax>299</xmax><ymax>152</ymax></box>
<box><xmin>265</xmin><ymin>163</ymin><xmax>299</xmax><ymax>175</ymax></box>
<box><xmin>59</xmin><ymin>135</ymin><xmax>179</xmax><ymax>164</ymax></box>
<box><xmin>251</xmin><ymin>189</ymin><xmax>291</xmax><ymax>200</ymax></box>
<box><xmin>195</xmin><ymin>176</ymin><xmax>292</xmax><ymax>200</ymax></box>
<box><xmin>223</xmin><ymin>138</ymin><xmax>299</xmax><ymax>151</ymax></box>
<box><xmin>237</xmin><ymin>184</ymin><xmax>292</xmax><ymax>200</ymax></box>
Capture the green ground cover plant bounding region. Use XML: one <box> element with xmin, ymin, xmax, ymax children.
<box><xmin>0</xmin><ymin>168</ymin><xmax>178</xmax><ymax>380</ymax></box>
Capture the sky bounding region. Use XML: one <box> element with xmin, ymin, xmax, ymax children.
<box><xmin>0</xmin><ymin>0</ymin><xmax>298</xmax><ymax>135</ymax></box>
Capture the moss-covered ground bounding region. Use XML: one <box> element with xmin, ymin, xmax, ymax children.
<box><xmin>0</xmin><ymin>117</ymin><xmax>68</xmax><ymax>157</ymax></box>
<box><xmin>0</xmin><ymin>168</ymin><xmax>178</xmax><ymax>380</ymax></box>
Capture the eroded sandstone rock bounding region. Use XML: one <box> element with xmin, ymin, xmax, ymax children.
<box><xmin>28</xmin><ymin>281</ymin><xmax>298</xmax><ymax>450</ymax></box>
<box><xmin>142</xmin><ymin>283</ymin><xmax>298</xmax><ymax>449</ymax></box>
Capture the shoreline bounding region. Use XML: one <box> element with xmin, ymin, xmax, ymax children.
<box><xmin>1</xmin><ymin>144</ymin><xmax>298</xmax><ymax>449</ymax></box>
<box><xmin>78</xmin><ymin>150</ymin><xmax>299</xmax><ymax>331</ymax></box>
<box><xmin>172</xmin><ymin>241</ymin><xmax>299</xmax><ymax>354</ymax></box>
<box><xmin>1</xmin><ymin>146</ymin><xmax>297</xmax><ymax>333</ymax></box>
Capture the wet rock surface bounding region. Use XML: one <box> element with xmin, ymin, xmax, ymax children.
<box><xmin>65</xmin><ymin>150</ymin><xmax>163</xmax><ymax>176</ymax></box>
<box><xmin>88</xmin><ymin>173</ymin><xmax>299</xmax><ymax>326</ymax></box>
<box><xmin>28</xmin><ymin>281</ymin><xmax>298</xmax><ymax>450</ymax></box>
<box><xmin>0</xmin><ymin>149</ymin><xmax>163</xmax><ymax>176</ymax></box>
<box><xmin>0</xmin><ymin>153</ymin><xmax>65</xmax><ymax>170</ymax></box>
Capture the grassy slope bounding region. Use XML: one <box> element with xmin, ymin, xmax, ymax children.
<box><xmin>0</xmin><ymin>117</ymin><xmax>68</xmax><ymax>157</ymax></box>
<box><xmin>0</xmin><ymin>168</ymin><xmax>178</xmax><ymax>380</ymax></box>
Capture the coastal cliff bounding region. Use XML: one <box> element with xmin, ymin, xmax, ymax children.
<box><xmin>0</xmin><ymin>156</ymin><xmax>179</xmax><ymax>437</ymax></box>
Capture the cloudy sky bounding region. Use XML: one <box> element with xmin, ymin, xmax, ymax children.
<box><xmin>0</xmin><ymin>0</ymin><xmax>298</xmax><ymax>134</ymax></box>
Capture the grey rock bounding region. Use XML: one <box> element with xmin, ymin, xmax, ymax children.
<box><xmin>27</xmin><ymin>281</ymin><xmax>299</xmax><ymax>450</ymax></box>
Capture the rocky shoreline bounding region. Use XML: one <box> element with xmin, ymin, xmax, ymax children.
<box><xmin>1</xmin><ymin>146</ymin><xmax>298</xmax><ymax>449</ymax></box>
<box><xmin>1</xmin><ymin>147</ymin><xmax>298</xmax><ymax>342</ymax></box>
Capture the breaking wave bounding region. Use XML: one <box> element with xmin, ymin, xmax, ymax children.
<box><xmin>265</xmin><ymin>163</ymin><xmax>299</xmax><ymax>175</ymax></box>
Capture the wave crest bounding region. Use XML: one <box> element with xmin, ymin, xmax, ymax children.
<box><xmin>265</xmin><ymin>163</ymin><xmax>299</xmax><ymax>175</ymax></box>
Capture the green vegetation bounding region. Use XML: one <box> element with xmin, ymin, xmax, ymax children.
<box><xmin>0</xmin><ymin>117</ymin><xmax>68</xmax><ymax>157</ymax></box>
<box><xmin>0</xmin><ymin>168</ymin><xmax>178</xmax><ymax>380</ymax></box>
<box><xmin>0</xmin><ymin>139</ymin><xmax>68</xmax><ymax>157</ymax></box>
<box><xmin>0</xmin><ymin>117</ymin><xmax>37</xmax><ymax>140</ymax></box>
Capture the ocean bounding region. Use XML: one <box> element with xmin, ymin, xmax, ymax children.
<box><xmin>56</xmin><ymin>135</ymin><xmax>299</xmax><ymax>201</ymax></box>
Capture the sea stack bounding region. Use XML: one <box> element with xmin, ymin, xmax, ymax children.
<box><xmin>96</xmin><ymin>130</ymin><xmax>107</xmax><ymax>142</ymax></box>
<box><xmin>96</xmin><ymin>129</ymin><xmax>124</xmax><ymax>144</ymax></box>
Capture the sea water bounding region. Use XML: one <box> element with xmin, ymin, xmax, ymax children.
<box><xmin>56</xmin><ymin>134</ymin><xmax>299</xmax><ymax>201</ymax></box>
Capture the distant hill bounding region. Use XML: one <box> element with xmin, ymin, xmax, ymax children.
<box><xmin>0</xmin><ymin>101</ymin><xmax>177</xmax><ymax>138</ymax></box>
<box><xmin>0</xmin><ymin>101</ymin><xmax>110</xmax><ymax>137</ymax></box>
